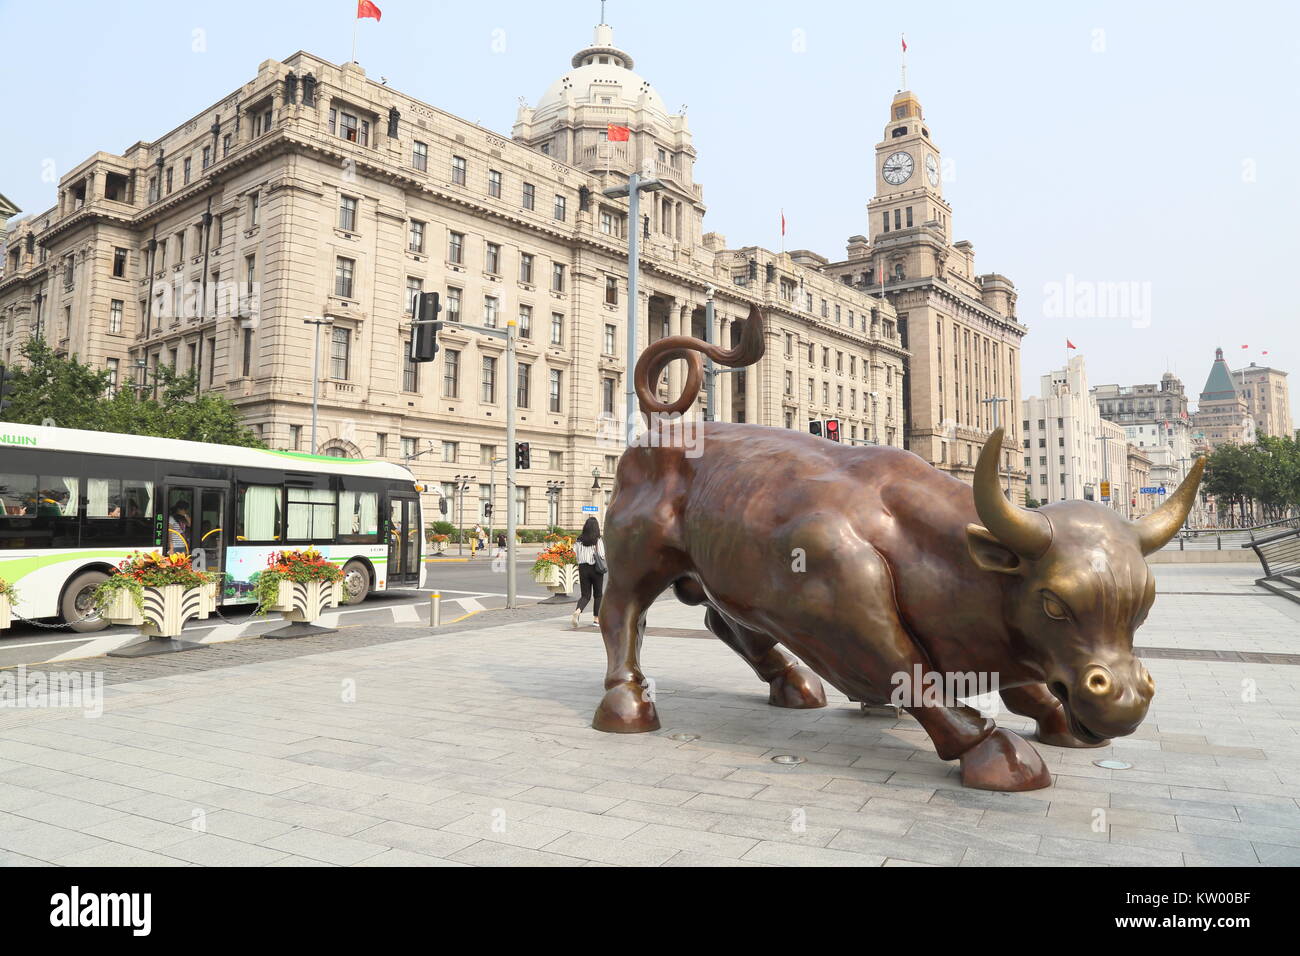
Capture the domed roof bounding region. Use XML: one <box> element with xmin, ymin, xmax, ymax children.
<box><xmin>532</xmin><ymin>23</ymin><xmax>668</xmax><ymax>120</ymax></box>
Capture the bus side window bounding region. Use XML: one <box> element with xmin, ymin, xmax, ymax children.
<box><xmin>287</xmin><ymin>487</ymin><xmax>336</xmax><ymax>541</ymax></box>
<box><xmin>338</xmin><ymin>490</ymin><xmax>379</xmax><ymax>539</ymax></box>
<box><xmin>236</xmin><ymin>484</ymin><xmax>282</xmax><ymax>541</ymax></box>
<box><xmin>0</xmin><ymin>472</ymin><xmax>40</xmax><ymax>549</ymax></box>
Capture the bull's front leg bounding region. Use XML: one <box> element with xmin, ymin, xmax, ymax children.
<box><xmin>1001</xmin><ymin>684</ymin><xmax>1110</xmax><ymax>749</ymax></box>
<box><xmin>702</xmin><ymin>606</ymin><xmax>826</xmax><ymax>709</ymax></box>
<box><xmin>592</xmin><ymin>564</ymin><xmax>681</xmax><ymax>734</ymax></box>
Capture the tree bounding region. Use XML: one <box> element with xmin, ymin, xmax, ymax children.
<box><xmin>1</xmin><ymin>340</ymin><xmax>263</xmax><ymax>448</ymax></box>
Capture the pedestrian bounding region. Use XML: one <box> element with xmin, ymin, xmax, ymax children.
<box><xmin>471</xmin><ymin>523</ymin><xmax>485</xmax><ymax>558</ymax></box>
<box><xmin>571</xmin><ymin>516</ymin><xmax>606</xmax><ymax>629</ymax></box>
<box><xmin>493</xmin><ymin>531</ymin><xmax>507</xmax><ymax>561</ymax></box>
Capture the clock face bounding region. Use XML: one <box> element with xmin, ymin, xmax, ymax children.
<box><xmin>926</xmin><ymin>153</ymin><xmax>939</xmax><ymax>186</ymax></box>
<box><xmin>882</xmin><ymin>151</ymin><xmax>914</xmax><ymax>185</ymax></box>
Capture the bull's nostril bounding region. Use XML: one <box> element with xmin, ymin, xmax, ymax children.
<box><xmin>1083</xmin><ymin>666</ymin><xmax>1112</xmax><ymax>696</ymax></box>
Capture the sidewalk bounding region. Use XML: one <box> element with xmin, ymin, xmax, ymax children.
<box><xmin>0</xmin><ymin>564</ymin><xmax>1297</xmax><ymax>866</ymax></box>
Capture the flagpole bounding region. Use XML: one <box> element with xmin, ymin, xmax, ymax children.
<box><xmin>351</xmin><ymin>6</ymin><xmax>359</xmax><ymax>64</ymax></box>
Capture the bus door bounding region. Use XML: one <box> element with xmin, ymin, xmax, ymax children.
<box><xmin>160</xmin><ymin>479</ymin><xmax>229</xmax><ymax>581</ymax></box>
<box><xmin>386</xmin><ymin>494</ymin><xmax>421</xmax><ymax>588</ymax></box>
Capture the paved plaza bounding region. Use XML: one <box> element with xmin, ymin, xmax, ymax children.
<box><xmin>0</xmin><ymin>563</ymin><xmax>1297</xmax><ymax>867</ymax></box>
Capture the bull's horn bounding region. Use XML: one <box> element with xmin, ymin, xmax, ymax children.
<box><xmin>1134</xmin><ymin>456</ymin><xmax>1205</xmax><ymax>555</ymax></box>
<box><xmin>973</xmin><ymin>427</ymin><xmax>1052</xmax><ymax>559</ymax></box>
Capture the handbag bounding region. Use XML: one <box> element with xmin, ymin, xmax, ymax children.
<box><xmin>593</xmin><ymin>542</ymin><xmax>608</xmax><ymax>575</ymax></box>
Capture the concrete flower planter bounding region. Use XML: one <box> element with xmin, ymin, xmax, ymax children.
<box><xmin>263</xmin><ymin>578</ymin><xmax>344</xmax><ymax>638</ymax></box>
<box><xmin>0</xmin><ymin>592</ymin><xmax>10</xmax><ymax>630</ymax></box>
<box><xmin>550</xmin><ymin>564</ymin><xmax>579</xmax><ymax>596</ymax></box>
<box><xmin>532</xmin><ymin>564</ymin><xmax>559</xmax><ymax>588</ymax></box>
<box><xmin>106</xmin><ymin>583</ymin><xmax>209</xmax><ymax>658</ymax></box>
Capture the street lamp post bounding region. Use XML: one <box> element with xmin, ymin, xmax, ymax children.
<box><xmin>303</xmin><ymin>316</ymin><xmax>334</xmax><ymax>453</ymax></box>
<box><xmin>982</xmin><ymin>396</ymin><xmax>1010</xmax><ymax>500</ymax></box>
<box><xmin>546</xmin><ymin>481</ymin><xmax>566</xmax><ymax>528</ymax></box>
<box><xmin>603</xmin><ymin>165</ymin><xmax>665</xmax><ymax>444</ymax></box>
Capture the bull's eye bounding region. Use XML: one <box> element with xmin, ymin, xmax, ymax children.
<box><xmin>1042</xmin><ymin>594</ymin><xmax>1071</xmax><ymax>621</ymax></box>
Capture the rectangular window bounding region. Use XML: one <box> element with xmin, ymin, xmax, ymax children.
<box><xmin>242</xmin><ymin>328</ymin><xmax>254</xmax><ymax>377</ymax></box>
<box><xmin>522</xmin><ymin>182</ymin><xmax>536</xmax><ymax>210</ymax></box>
<box><xmin>519</xmin><ymin>252</ymin><xmax>534</xmax><ymax>284</ymax></box>
<box><xmin>518</xmin><ymin>304</ymin><xmax>532</xmax><ymax>339</ymax></box>
<box><xmin>202</xmin><ymin>145</ymin><xmax>211</xmax><ymax>169</ymax></box>
<box><xmin>330</xmin><ymin>326</ymin><xmax>351</xmax><ymax>379</ymax></box>
<box><xmin>604</xmin><ymin>324</ymin><xmax>616</xmax><ymax>355</ymax></box>
<box><xmin>112</xmin><ymin>247</ymin><xmax>128</xmax><ymax>277</ymax></box>
<box><xmin>551</xmin><ymin>263</ymin><xmax>565</xmax><ymax>292</ymax></box>
<box><xmin>442</xmin><ymin>441</ymin><xmax>458</xmax><ymax>462</ymax></box>
<box><xmin>446</xmin><ymin>287</ymin><xmax>462</xmax><ymax>322</ymax></box>
<box><xmin>403</xmin><ymin>340</ymin><xmax>419</xmax><ymax>392</ymax></box>
<box><xmin>553</xmin><ymin>194</ymin><xmax>566</xmax><ymax>220</ymax></box>
<box><xmin>339</xmin><ymin>195</ymin><xmax>358</xmax><ymax>231</ymax></box>
<box><xmin>338</xmin><ymin>490</ymin><xmax>379</xmax><ymax>540</ymax></box>
<box><xmin>601</xmin><ymin>377</ymin><xmax>615</xmax><ymax>415</ymax></box>
<box><xmin>481</xmin><ymin>355</ymin><xmax>497</xmax><ymax>403</ymax></box>
<box><xmin>443</xmin><ymin>349</ymin><xmax>460</xmax><ymax>397</ymax></box>
<box><xmin>222</xmin><ymin>133</ymin><xmax>232</xmax><ymax>156</ymax></box>
<box><xmin>549</xmin><ymin>369</ymin><xmax>562</xmax><ymax>412</ymax></box>
<box><xmin>106</xmin><ymin>359</ymin><xmax>120</xmax><ymax>394</ymax></box>
<box><xmin>287</xmin><ymin>487</ymin><xmax>336</xmax><ymax>541</ymax></box>
<box><xmin>517</xmin><ymin>362</ymin><xmax>531</xmax><ymax>409</ymax></box>
<box><xmin>484</xmin><ymin>296</ymin><xmax>499</xmax><ymax>327</ymax></box>
<box><xmin>409</xmin><ymin>220</ymin><xmax>425</xmax><ymax>253</ymax></box>
<box><xmin>235</xmin><ymin>484</ymin><xmax>281</xmax><ymax>541</ymax></box>
<box><xmin>406</xmin><ymin>276</ymin><xmax>423</xmax><ymax>315</ymax></box>
<box><xmin>108</xmin><ymin>299</ymin><xmax>124</xmax><ymax>334</ymax></box>
<box><xmin>334</xmin><ymin>256</ymin><xmax>355</xmax><ymax>298</ymax></box>
<box><xmin>550</xmin><ymin>312</ymin><xmax>564</xmax><ymax>346</ymax></box>
<box><xmin>412</xmin><ymin>140</ymin><xmax>428</xmax><ymax>171</ymax></box>
<box><xmin>451</xmin><ymin>155</ymin><xmax>466</xmax><ymax>185</ymax></box>
<box><xmin>183</xmin><ymin>158</ymin><xmax>192</xmax><ymax>185</ymax></box>
<box><xmin>488</xmin><ymin>169</ymin><xmax>502</xmax><ymax>198</ymax></box>
<box><xmin>485</xmin><ymin>242</ymin><xmax>500</xmax><ymax>274</ymax></box>
<box><xmin>448</xmin><ymin>231</ymin><xmax>464</xmax><ymax>264</ymax></box>
<box><xmin>605</xmin><ymin>276</ymin><xmax>618</xmax><ymax>305</ymax></box>
<box><xmin>249</xmin><ymin>192</ymin><xmax>259</xmax><ymax>227</ymax></box>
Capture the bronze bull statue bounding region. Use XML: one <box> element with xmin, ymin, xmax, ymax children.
<box><xmin>593</xmin><ymin>305</ymin><xmax>1203</xmax><ymax>791</ymax></box>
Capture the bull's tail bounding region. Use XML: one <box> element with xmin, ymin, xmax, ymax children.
<box><xmin>633</xmin><ymin>303</ymin><xmax>765</xmax><ymax>416</ymax></box>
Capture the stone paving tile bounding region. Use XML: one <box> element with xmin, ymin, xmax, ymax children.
<box><xmin>51</xmin><ymin>842</ymin><xmax>194</xmax><ymax>867</ymax></box>
<box><xmin>1</xmin><ymin>564</ymin><xmax>1298</xmax><ymax>867</ymax></box>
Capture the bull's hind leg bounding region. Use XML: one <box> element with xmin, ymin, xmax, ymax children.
<box><xmin>1002</xmin><ymin>684</ymin><xmax>1109</xmax><ymax>749</ymax></box>
<box><xmin>592</xmin><ymin>568</ymin><xmax>679</xmax><ymax>734</ymax></box>
<box><xmin>701</xmin><ymin>605</ymin><xmax>826</xmax><ymax>709</ymax></box>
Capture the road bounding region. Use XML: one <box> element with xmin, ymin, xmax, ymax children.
<box><xmin>0</xmin><ymin>556</ymin><xmax>563</xmax><ymax>669</ymax></box>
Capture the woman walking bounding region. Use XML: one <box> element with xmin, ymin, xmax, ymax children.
<box><xmin>571</xmin><ymin>517</ymin><xmax>606</xmax><ymax>629</ymax></box>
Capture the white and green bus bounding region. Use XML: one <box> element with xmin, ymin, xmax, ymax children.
<box><xmin>0</xmin><ymin>422</ymin><xmax>425</xmax><ymax>631</ymax></box>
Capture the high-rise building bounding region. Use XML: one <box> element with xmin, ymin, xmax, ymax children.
<box><xmin>1194</xmin><ymin>348</ymin><xmax>1254</xmax><ymax>449</ymax></box>
<box><xmin>0</xmin><ymin>20</ymin><xmax>908</xmax><ymax>527</ymax></box>
<box><xmin>824</xmin><ymin>89</ymin><xmax>1027</xmax><ymax>499</ymax></box>
<box><xmin>1231</xmin><ymin>362</ymin><xmax>1292</xmax><ymax>439</ymax></box>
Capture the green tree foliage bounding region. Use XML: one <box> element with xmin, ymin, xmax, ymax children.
<box><xmin>1204</xmin><ymin>435</ymin><xmax>1300</xmax><ymax>524</ymax></box>
<box><xmin>1</xmin><ymin>339</ymin><xmax>263</xmax><ymax>448</ymax></box>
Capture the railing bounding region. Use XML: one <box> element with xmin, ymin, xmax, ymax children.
<box><xmin>1242</xmin><ymin>525</ymin><xmax>1300</xmax><ymax>579</ymax></box>
<box><xmin>1168</xmin><ymin>516</ymin><xmax>1300</xmax><ymax>551</ymax></box>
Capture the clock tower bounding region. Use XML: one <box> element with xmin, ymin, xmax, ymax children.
<box><xmin>827</xmin><ymin>88</ymin><xmax>1028</xmax><ymax>499</ymax></box>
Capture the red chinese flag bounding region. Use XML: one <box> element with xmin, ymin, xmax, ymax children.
<box><xmin>607</xmin><ymin>124</ymin><xmax>630</xmax><ymax>142</ymax></box>
<box><xmin>901</xmin><ymin>35</ymin><xmax>907</xmax><ymax>52</ymax></box>
<box><xmin>1066</xmin><ymin>339</ymin><xmax>1077</xmax><ymax>349</ymax></box>
<box><xmin>1262</xmin><ymin>350</ymin><xmax>1269</xmax><ymax>355</ymax></box>
<box><xmin>357</xmin><ymin>0</ymin><xmax>382</xmax><ymax>21</ymax></box>
<box><xmin>1241</xmin><ymin>344</ymin><xmax>1249</xmax><ymax>348</ymax></box>
<box><xmin>781</xmin><ymin>210</ymin><xmax>786</xmax><ymax>236</ymax></box>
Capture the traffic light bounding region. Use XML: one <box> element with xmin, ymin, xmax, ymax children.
<box><xmin>808</xmin><ymin>420</ymin><xmax>823</xmax><ymax>438</ymax></box>
<box><xmin>484</xmin><ymin>503</ymin><xmax>494</xmax><ymax>518</ymax></box>
<box><xmin>439</xmin><ymin>497</ymin><xmax>448</xmax><ymax>515</ymax></box>
<box><xmin>0</xmin><ymin>364</ymin><xmax>13</xmax><ymax>415</ymax></box>
<box><xmin>411</xmin><ymin>292</ymin><xmax>441</xmax><ymax>362</ymax></box>
<box><xmin>515</xmin><ymin>441</ymin><xmax>531</xmax><ymax>469</ymax></box>
<box><xmin>825</xmin><ymin>418</ymin><xmax>841</xmax><ymax>442</ymax></box>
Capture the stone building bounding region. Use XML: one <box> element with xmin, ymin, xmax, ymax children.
<box><xmin>1021</xmin><ymin>354</ymin><xmax>1131</xmax><ymax>514</ymax></box>
<box><xmin>1194</xmin><ymin>348</ymin><xmax>1254</xmax><ymax>450</ymax></box>
<box><xmin>0</xmin><ymin>20</ymin><xmax>908</xmax><ymax>529</ymax></box>
<box><xmin>1093</xmin><ymin>372</ymin><xmax>1196</xmax><ymax>481</ymax></box>
<box><xmin>1231</xmin><ymin>362</ymin><xmax>1292</xmax><ymax>440</ymax></box>
<box><xmin>823</xmin><ymin>90</ymin><xmax>1027</xmax><ymax>500</ymax></box>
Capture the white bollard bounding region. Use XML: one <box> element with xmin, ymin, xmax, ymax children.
<box><xmin>429</xmin><ymin>592</ymin><xmax>441</xmax><ymax>628</ymax></box>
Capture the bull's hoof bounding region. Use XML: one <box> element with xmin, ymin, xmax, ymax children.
<box><xmin>959</xmin><ymin>728</ymin><xmax>1051</xmax><ymax>792</ymax></box>
<box><xmin>768</xmin><ymin>665</ymin><xmax>827</xmax><ymax>709</ymax></box>
<box><xmin>592</xmin><ymin>681</ymin><xmax>661</xmax><ymax>734</ymax></box>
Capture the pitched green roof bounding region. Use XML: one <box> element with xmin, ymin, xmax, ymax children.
<box><xmin>1200</xmin><ymin>348</ymin><xmax>1239</xmax><ymax>400</ymax></box>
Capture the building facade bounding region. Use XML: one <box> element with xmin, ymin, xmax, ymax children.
<box><xmin>1193</xmin><ymin>348</ymin><xmax>1254</xmax><ymax>450</ymax></box>
<box><xmin>0</xmin><ymin>21</ymin><xmax>908</xmax><ymax>529</ymax></box>
<box><xmin>1231</xmin><ymin>362</ymin><xmax>1292</xmax><ymax>439</ymax></box>
<box><xmin>1021</xmin><ymin>355</ymin><xmax>1133</xmax><ymax>514</ymax></box>
<box><xmin>823</xmin><ymin>89</ymin><xmax>1028</xmax><ymax>500</ymax></box>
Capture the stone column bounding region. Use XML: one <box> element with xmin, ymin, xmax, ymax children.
<box><xmin>744</xmin><ymin>333</ymin><xmax>759</xmax><ymax>425</ymax></box>
<box><xmin>718</xmin><ymin>316</ymin><xmax>731</xmax><ymax>422</ymax></box>
<box><xmin>666</xmin><ymin>304</ymin><xmax>685</xmax><ymax>401</ymax></box>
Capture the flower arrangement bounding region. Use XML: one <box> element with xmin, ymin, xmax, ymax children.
<box><xmin>251</xmin><ymin>547</ymin><xmax>344</xmax><ymax>615</ymax></box>
<box><xmin>430</xmin><ymin>533</ymin><xmax>450</xmax><ymax>543</ymax></box>
<box><xmin>0</xmin><ymin>577</ymin><xmax>18</xmax><ymax>602</ymax></box>
<box><xmin>531</xmin><ymin>539</ymin><xmax>576</xmax><ymax>577</ymax></box>
<box><xmin>94</xmin><ymin>551</ymin><xmax>212</xmax><ymax>614</ymax></box>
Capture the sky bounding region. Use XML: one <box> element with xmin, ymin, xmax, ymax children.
<box><xmin>2</xmin><ymin>0</ymin><xmax>1297</xmax><ymax>418</ymax></box>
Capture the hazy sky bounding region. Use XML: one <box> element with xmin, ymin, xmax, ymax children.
<box><xmin>3</xmin><ymin>0</ymin><xmax>1296</xmax><ymax>417</ymax></box>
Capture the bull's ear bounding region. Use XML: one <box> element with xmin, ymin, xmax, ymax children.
<box><xmin>965</xmin><ymin>524</ymin><xmax>1023</xmax><ymax>576</ymax></box>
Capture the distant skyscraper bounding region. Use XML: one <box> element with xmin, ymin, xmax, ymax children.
<box><xmin>1231</xmin><ymin>362</ymin><xmax>1292</xmax><ymax>439</ymax></box>
<box><xmin>1194</xmin><ymin>348</ymin><xmax>1254</xmax><ymax>449</ymax></box>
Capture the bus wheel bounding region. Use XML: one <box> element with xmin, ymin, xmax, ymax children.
<box><xmin>342</xmin><ymin>560</ymin><xmax>370</xmax><ymax>605</ymax></box>
<box><xmin>62</xmin><ymin>570</ymin><xmax>110</xmax><ymax>633</ymax></box>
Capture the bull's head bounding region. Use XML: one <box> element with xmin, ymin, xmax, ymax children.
<box><xmin>964</xmin><ymin>428</ymin><xmax>1204</xmax><ymax>743</ymax></box>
